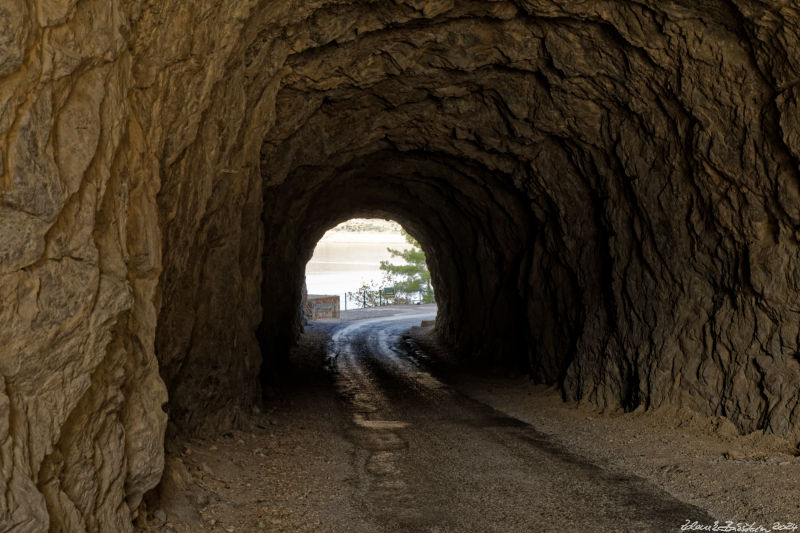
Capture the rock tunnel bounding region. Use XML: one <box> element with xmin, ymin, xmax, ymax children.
<box><xmin>2</xmin><ymin>0</ymin><xmax>800</xmax><ymax>530</ymax></box>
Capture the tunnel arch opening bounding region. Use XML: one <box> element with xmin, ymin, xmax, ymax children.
<box><xmin>303</xmin><ymin>217</ymin><xmax>437</xmax><ymax>312</ymax></box>
<box><xmin>257</xmin><ymin>151</ymin><xmax>542</xmax><ymax>398</ymax></box>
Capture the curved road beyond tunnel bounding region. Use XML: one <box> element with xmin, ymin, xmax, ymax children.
<box><xmin>327</xmin><ymin>309</ymin><xmax>713</xmax><ymax>532</ymax></box>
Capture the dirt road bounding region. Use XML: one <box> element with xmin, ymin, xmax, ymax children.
<box><xmin>326</xmin><ymin>310</ymin><xmax>712</xmax><ymax>532</ymax></box>
<box><xmin>143</xmin><ymin>307</ymin><xmax>799</xmax><ymax>533</ymax></box>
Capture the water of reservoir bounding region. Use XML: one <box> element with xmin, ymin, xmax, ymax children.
<box><xmin>305</xmin><ymin>231</ymin><xmax>410</xmax><ymax>309</ymax></box>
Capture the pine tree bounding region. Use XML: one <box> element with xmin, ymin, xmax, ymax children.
<box><xmin>380</xmin><ymin>230</ymin><xmax>434</xmax><ymax>303</ymax></box>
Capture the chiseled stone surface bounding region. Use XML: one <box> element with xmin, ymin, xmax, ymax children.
<box><xmin>260</xmin><ymin>0</ymin><xmax>800</xmax><ymax>446</ymax></box>
<box><xmin>1</xmin><ymin>0</ymin><xmax>800</xmax><ymax>531</ymax></box>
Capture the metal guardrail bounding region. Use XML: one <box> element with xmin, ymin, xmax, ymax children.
<box><xmin>343</xmin><ymin>288</ymin><xmax>433</xmax><ymax>310</ymax></box>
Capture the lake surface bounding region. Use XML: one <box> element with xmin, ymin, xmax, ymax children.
<box><xmin>305</xmin><ymin>232</ymin><xmax>409</xmax><ymax>309</ymax></box>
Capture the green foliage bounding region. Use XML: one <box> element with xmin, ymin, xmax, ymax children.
<box><xmin>343</xmin><ymin>230</ymin><xmax>435</xmax><ymax>308</ymax></box>
<box><xmin>380</xmin><ymin>230</ymin><xmax>435</xmax><ymax>303</ymax></box>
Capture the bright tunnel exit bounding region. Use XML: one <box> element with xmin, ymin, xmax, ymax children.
<box><xmin>304</xmin><ymin>218</ymin><xmax>436</xmax><ymax>314</ymax></box>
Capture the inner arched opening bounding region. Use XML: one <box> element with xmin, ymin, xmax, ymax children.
<box><xmin>304</xmin><ymin>218</ymin><xmax>435</xmax><ymax>314</ymax></box>
<box><xmin>256</xmin><ymin>149</ymin><xmax>540</xmax><ymax>395</ymax></box>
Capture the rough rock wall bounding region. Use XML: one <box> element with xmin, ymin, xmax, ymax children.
<box><xmin>0</xmin><ymin>3</ymin><xmax>168</xmax><ymax>530</ymax></box>
<box><xmin>258</xmin><ymin>0</ymin><xmax>800</xmax><ymax>444</ymax></box>
<box><xmin>0</xmin><ymin>1</ymin><xmax>268</xmax><ymax>530</ymax></box>
<box><xmin>2</xmin><ymin>0</ymin><xmax>800</xmax><ymax>531</ymax></box>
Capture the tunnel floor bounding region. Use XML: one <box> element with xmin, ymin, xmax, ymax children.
<box><xmin>326</xmin><ymin>311</ymin><xmax>712</xmax><ymax>531</ymax></box>
<box><xmin>141</xmin><ymin>308</ymin><xmax>800</xmax><ymax>532</ymax></box>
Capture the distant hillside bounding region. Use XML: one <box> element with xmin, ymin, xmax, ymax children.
<box><xmin>330</xmin><ymin>218</ymin><xmax>403</xmax><ymax>233</ymax></box>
